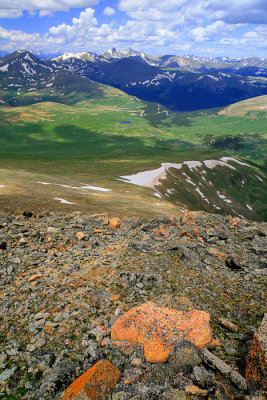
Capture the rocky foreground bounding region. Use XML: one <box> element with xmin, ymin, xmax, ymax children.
<box><xmin>0</xmin><ymin>209</ymin><xmax>266</xmax><ymax>399</ymax></box>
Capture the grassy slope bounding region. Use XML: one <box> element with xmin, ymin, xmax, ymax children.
<box><xmin>0</xmin><ymin>85</ymin><xmax>266</xmax><ymax>217</ymax></box>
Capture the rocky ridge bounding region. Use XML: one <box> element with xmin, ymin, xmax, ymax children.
<box><xmin>0</xmin><ymin>209</ymin><xmax>266</xmax><ymax>399</ymax></box>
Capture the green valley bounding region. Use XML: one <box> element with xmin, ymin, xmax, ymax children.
<box><xmin>0</xmin><ymin>77</ymin><xmax>266</xmax><ymax>219</ymax></box>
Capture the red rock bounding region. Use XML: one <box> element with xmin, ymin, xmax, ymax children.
<box><xmin>109</xmin><ymin>218</ymin><xmax>121</xmax><ymax>229</ymax></box>
<box><xmin>111</xmin><ymin>302</ymin><xmax>212</xmax><ymax>363</ymax></box>
<box><xmin>61</xmin><ymin>360</ymin><xmax>120</xmax><ymax>400</ymax></box>
<box><xmin>245</xmin><ymin>315</ymin><xmax>267</xmax><ymax>391</ymax></box>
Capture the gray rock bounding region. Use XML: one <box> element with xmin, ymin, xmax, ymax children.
<box><xmin>168</xmin><ymin>339</ymin><xmax>201</xmax><ymax>373</ymax></box>
<box><xmin>245</xmin><ymin>391</ymin><xmax>266</xmax><ymax>400</ymax></box>
<box><xmin>26</xmin><ymin>361</ymin><xmax>78</xmax><ymax>400</ymax></box>
<box><xmin>176</xmin><ymin>246</ymin><xmax>203</xmax><ymax>270</ymax></box>
<box><xmin>192</xmin><ymin>365</ymin><xmax>215</xmax><ymax>388</ymax></box>
<box><xmin>0</xmin><ymin>366</ymin><xmax>17</xmax><ymax>384</ymax></box>
<box><xmin>84</xmin><ymin>340</ymin><xmax>100</xmax><ymax>363</ymax></box>
<box><xmin>200</xmin><ymin>348</ymin><xmax>247</xmax><ymax>391</ymax></box>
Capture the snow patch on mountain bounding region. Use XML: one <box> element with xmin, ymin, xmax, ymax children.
<box><xmin>220</xmin><ymin>157</ymin><xmax>251</xmax><ymax>167</ymax></box>
<box><xmin>204</xmin><ymin>159</ymin><xmax>236</xmax><ymax>170</ymax></box>
<box><xmin>21</xmin><ymin>63</ymin><xmax>36</xmax><ymax>75</ymax></box>
<box><xmin>216</xmin><ymin>191</ymin><xmax>232</xmax><ymax>204</ymax></box>
<box><xmin>0</xmin><ymin>64</ymin><xmax>9</xmax><ymax>72</ymax></box>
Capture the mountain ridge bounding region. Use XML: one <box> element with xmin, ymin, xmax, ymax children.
<box><xmin>1</xmin><ymin>49</ymin><xmax>267</xmax><ymax>112</ymax></box>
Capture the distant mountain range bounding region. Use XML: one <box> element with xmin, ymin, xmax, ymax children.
<box><xmin>54</xmin><ymin>48</ymin><xmax>267</xmax><ymax>71</ymax></box>
<box><xmin>0</xmin><ymin>49</ymin><xmax>267</xmax><ymax>111</ymax></box>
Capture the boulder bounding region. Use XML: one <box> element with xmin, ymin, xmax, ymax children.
<box><xmin>109</xmin><ymin>218</ymin><xmax>121</xmax><ymax>228</ymax></box>
<box><xmin>60</xmin><ymin>360</ymin><xmax>120</xmax><ymax>400</ymax></box>
<box><xmin>168</xmin><ymin>339</ymin><xmax>202</xmax><ymax>373</ymax></box>
<box><xmin>111</xmin><ymin>302</ymin><xmax>212</xmax><ymax>363</ymax></box>
<box><xmin>245</xmin><ymin>314</ymin><xmax>267</xmax><ymax>391</ymax></box>
<box><xmin>182</xmin><ymin>210</ymin><xmax>204</xmax><ymax>226</ymax></box>
<box><xmin>76</xmin><ymin>232</ymin><xmax>85</xmax><ymax>241</ymax></box>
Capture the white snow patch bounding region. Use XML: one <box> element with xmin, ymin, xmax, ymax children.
<box><xmin>220</xmin><ymin>157</ymin><xmax>251</xmax><ymax>168</ymax></box>
<box><xmin>24</xmin><ymin>53</ymin><xmax>36</xmax><ymax>63</ymax></box>
<box><xmin>204</xmin><ymin>159</ymin><xmax>236</xmax><ymax>170</ymax></box>
<box><xmin>54</xmin><ymin>198</ymin><xmax>75</xmax><ymax>204</ymax></box>
<box><xmin>79</xmin><ymin>184</ymin><xmax>111</xmax><ymax>192</ymax></box>
<box><xmin>246</xmin><ymin>204</ymin><xmax>253</xmax><ymax>211</ymax></box>
<box><xmin>184</xmin><ymin>161</ymin><xmax>202</xmax><ymax>170</ymax></box>
<box><xmin>206</xmin><ymin>75</ymin><xmax>219</xmax><ymax>81</ymax></box>
<box><xmin>216</xmin><ymin>191</ymin><xmax>232</xmax><ymax>204</ymax></box>
<box><xmin>154</xmin><ymin>192</ymin><xmax>162</xmax><ymax>198</ymax></box>
<box><xmin>46</xmin><ymin>83</ymin><xmax>53</xmax><ymax>87</ymax></box>
<box><xmin>185</xmin><ymin>178</ymin><xmax>196</xmax><ymax>186</ymax></box>
<box><xmin>0</xmin><ymin>64</ymin><xmax>9</xmax><ymax>72</ymax></box>
<box><xmin>0</xmin><ymin>185</ymin><xmax>5</xmax><ymax>187</ymax></box>
<box><xmin>37</xmin><ymin>182</ymin><xmax>51</xmax><ymax>185</ymax></box>
<box><xmin>56</xmin><ymin>183</ymin><xmax>111</xmax><ymax>192</ymax></box>
<box><xmin>21</xmin><ymin>63</ymin><xmax>36</xmax><ymax>75</ymax></box>
<box><xmin>120</xmin><ymin>166</ymin><xmax>167</xmax><ymax>188</ymax></box>
<box><xmin>256</xmin><ymin>175</ymin><xmax>263</xmax><ymax>182</ymax></box>
<box><xmin>219</xmin><ymin>72</ymin><xmax>231</xmax><ymax>78</ymax></box>
<box><xmin>195</xmin><ymin>187</ymin><xmax>209</xmax><ymax>203</ymax></box>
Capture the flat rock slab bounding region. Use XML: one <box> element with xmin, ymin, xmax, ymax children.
<box><xmin>201</xmin><ymin>348</ymin><xmax>247</xmax><ymax>391</ymax></box>
<box><xmin>111</xmin><ymin>301</ymin><xmax>212</xmax><ymax>363</ymax></box>
<box><xmin>60</xmin><ymin>360</ymin><xmax>120</xmax><ymax>400</ymax></box>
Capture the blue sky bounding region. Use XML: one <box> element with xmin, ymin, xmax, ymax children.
<box><xmin>0</xmin><ymin>1</ymin><xmax>266</xmax><ymax>58</ymax></box>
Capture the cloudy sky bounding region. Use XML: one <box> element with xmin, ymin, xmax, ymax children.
<box><xmin>0</xmin><ymin>0</ymin><xmax>266</xmax><ymax>57</ymax></box>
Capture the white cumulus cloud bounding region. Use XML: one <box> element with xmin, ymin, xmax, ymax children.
<box><xmin>103</xmin><ymin>7</ymin><xmax>115</xmax><ymax>16</ymax></box>
<box><xmin>220</xmin><ymin>25</ymin><xmax>267</xmax><ymax>49</ymax></box>
<box><xmin>190</xmin><ymin>21</ymin><xmax>236</xmax><ymax>42</ymax></box>
<box><xmin>0</xmin><ymin>0</ymin><xmax>99</xmax><ymax>18</ymax></box>
<box><xmin>0</xmin><ymin>1</ymin><xmax>266</xmax><ymax>56</ymax></box>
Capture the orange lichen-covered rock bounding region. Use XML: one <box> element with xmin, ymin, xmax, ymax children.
<box><xmin>229</xmin><ymin>217</ymin><xmax>241</xmax><ymax>227</ymax></box>
<box><xmin>109</xmin><ymin>218</ymin><xmax>121</xmax><ymax>229</ymax></box>
<box><xmin>60</xmin><ymin>360</ymin><xmax>120</xmax><ymax>400</ymax></box>
<box><xmin>182</xmin><ymin>209</ymin><xmax>204</xmax><ymax>226</ymax></box>
<box><xmin>76</xmin><ymin>232</ymin><xmax>85</xmax><ymax>241</ymax></box>
<box><xmin>245</xmin><ymin>315</ymin><xmax>267</xmax><ymax>391</ymax></box>
<box><xmin>111</xmin><ymin>302</ymin><xmax>212</xmax><ymax>363</ymax></box>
